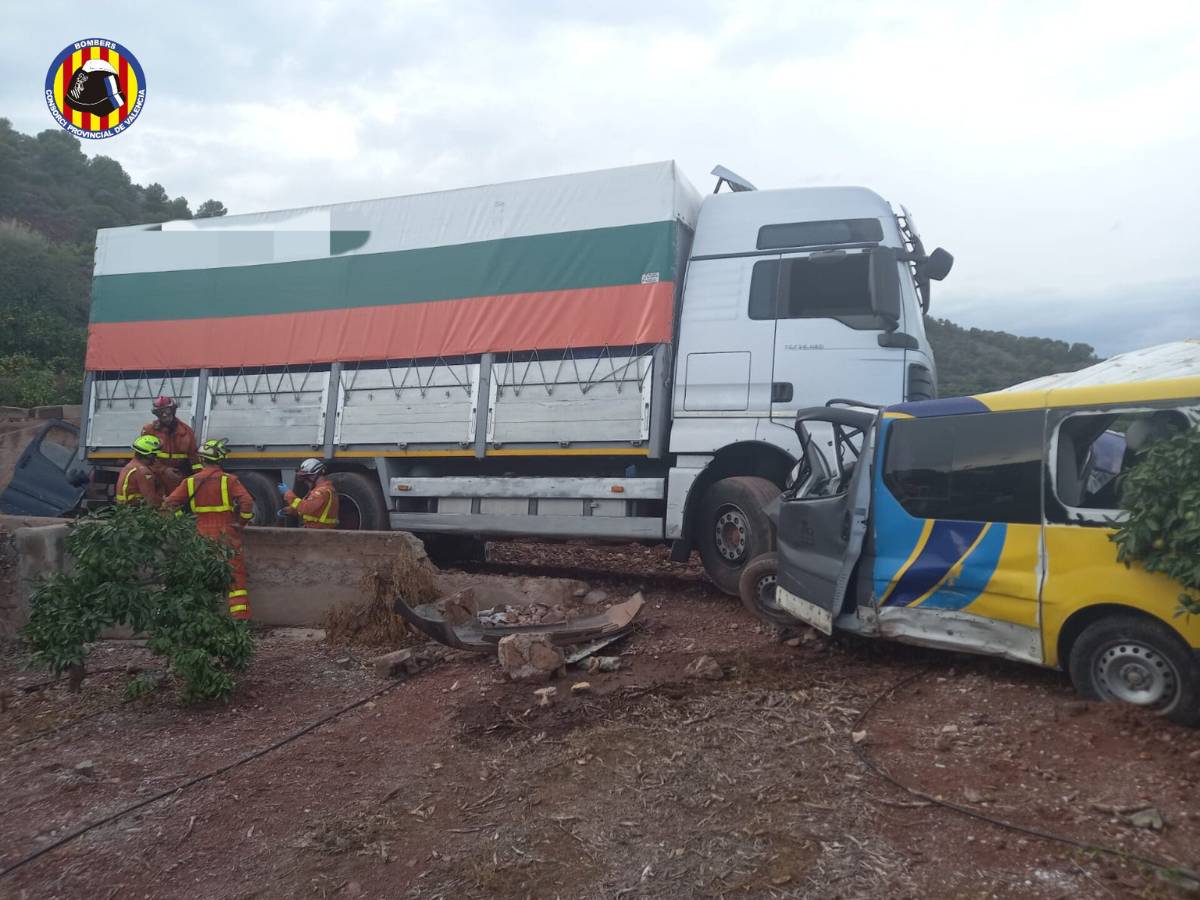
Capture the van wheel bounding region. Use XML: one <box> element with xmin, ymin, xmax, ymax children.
<box><xmin>697</xmin><ymin>476</ymin><xmax>780</xmax><ymax>596</ymax></box>
<box><xmin>738</xmin><ymin>552</ymin><xmax>800</xmax><ymax>628</ymax></box>
<box><xmin>237</xmin><ymin>471</ymin><xmax>282</xmax><ymax>527</ymax></box>
<box><xmin>1068</xmin><ymin>615</ymin><xmax>1200</xmax><ymax>727</ymax></box>
<box><xmin>329</xmin><ymin>471</ymin><xmax>388</xmax><ymax>531</ymax></box>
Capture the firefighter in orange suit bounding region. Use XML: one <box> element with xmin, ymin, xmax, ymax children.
<box><xmin>115</xmin><ymin>434</ymin><xmax>163</xmax><ymax>507</ymax></box>
<box><xmin>164</xmin><ymin>439</ymin><xmax>255</xmax><ymax>620</ymax></box>
<box><xmin>141</xmin><ymin>395</ymin><xmax>201</xmax><ymax>494</ymax></box>
<box><xmin>278</xmin><ymin>458</ymin><xmax>339</xmax><ymax>529</ymax></box>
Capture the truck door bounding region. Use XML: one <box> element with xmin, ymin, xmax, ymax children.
<box><xmin>762</xmin><ymin>250</ymin><xmax>907</xmax><ymax>430</ymax></box>
<box><xmin>774</xmin><ymin>408</ymin><xmax>877</xmax><ymax>634</ymax></box>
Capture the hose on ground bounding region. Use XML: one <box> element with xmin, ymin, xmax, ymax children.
<box><xmin>851</xmin><ymin>669</ymin><xmax>1200</xmax><ymax>889</ymax></box>
<box><xmin>0</xmin><ymin>677</ymin><xmax>404</xmax><ymax>880</ymax></box>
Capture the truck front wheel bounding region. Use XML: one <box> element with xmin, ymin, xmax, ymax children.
<box><xmin>696</xmin><ymin>476</ymin><xmax>780</xmax><ymax>596</ymax></box>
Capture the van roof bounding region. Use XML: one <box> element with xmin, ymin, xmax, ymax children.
<box><xmin>888</xmin><ymin>341</ymin><xmax>1200</xmax><ymax>418</ymax></box>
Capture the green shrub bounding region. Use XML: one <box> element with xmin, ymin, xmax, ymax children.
<box><xmin>23</xmin><ymin>504</ymin><xmax>254</xmax><ymax>703</ymax></box>
<box><xmin>1111</xmin><ymin>427</ymin><xmax>1200</xmax><ymax>617</ymax></box>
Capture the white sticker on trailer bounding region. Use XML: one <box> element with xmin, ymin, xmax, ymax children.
<box><xmin>776</xmin><ymin>585</ymin><xmax>832</xmax><ymax>632</ymax></box>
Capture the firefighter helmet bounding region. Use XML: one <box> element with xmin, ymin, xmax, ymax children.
<box><xmin>64</xmin><ymin>59</ymin><xmax>125</xmax><ymax>117</ymax></box>
<box><xmin>298</xmin><ymin>458</ymin><xmax>327</xmax><ymax>478</ymax></box>
<box><xmin>131</xmin><ymin>434</ymin><xmax>161</xmax><ymax>458</ymax></box>
<box><xmin>198</xmin><ymin>438</ymin><xmax>229</xmax><ymax>462</ymax></box>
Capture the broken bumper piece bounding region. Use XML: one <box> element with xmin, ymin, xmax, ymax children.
<box><xmin>393</xmin><ymin>593</ymin><xmax>645</xmax><ymax>653</ymax></box>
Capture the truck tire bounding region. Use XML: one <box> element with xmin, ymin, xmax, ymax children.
<box><xmin>1068</xmin><ymin>614</ymin><xmax>1200</xmax><ymax>727</ymax></box>
<box><xmin>696</xmin><ymin>476</ymin><xmax>780</xmax><ymax>596</ymax></box>
<box><xmin>238</xmin><ymin>471</ymin><xmax>282</xmax><ymax>527</ymax></box>
<box><xmin>329</xmin><ymin>471</ymin><xmax>388</xmax><ymax>531</ymax></box>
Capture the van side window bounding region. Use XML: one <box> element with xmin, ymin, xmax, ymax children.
<box><xmin>883</xmin><ymin>411</ymin><xmax>1043</xmax><ymax>524</ymax></box>
<box><xmin>1053</xmin><ymin>409</ymin><xmax>1191</xmax><ymax>514</ymax></box>
<box><xmin>747</xmin><ymin>255</ymin><xmax>879</xmax><ymax>329</ymax></box>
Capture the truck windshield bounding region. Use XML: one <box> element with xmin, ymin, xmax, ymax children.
<box><xmin>749</xmin><ymin>255</ymin><xmax>880</xmax><ymax>329</ymax></box>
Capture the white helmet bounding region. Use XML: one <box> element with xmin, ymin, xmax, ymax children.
<box><xmin>298</xmin><ymin>458</ymin><xmax>327</xmax><ymax>477</ymax></box>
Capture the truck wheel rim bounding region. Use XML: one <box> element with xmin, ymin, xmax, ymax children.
<box><xmin>338</xmin><ymin>494</ymin><xmax>361</xmax><ymax>530</ymax></box>
<box><xmin>1094</xmin><ymin>641</ymin><xmax>1178</xmax><ymax>709</ymax></box>
<box><xmin>714</xmin><ymin>505</ymin><xmax>748</xmax><ymax>562</ymax></box>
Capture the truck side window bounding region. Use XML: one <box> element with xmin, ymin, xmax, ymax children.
<box><xmin>749</xmin><ymin>255</ymin><xmax>879</xmax><ymax>329</ymax></box>
<box><xmin>1053</xmin><ymin>409</ymin><xmax>1191</xmax><ymax>514</ymax></box>
<box><xmin>883</xmin><ymin>411</ymin><xmax>1043</xmax><ymax>524</ymax></box>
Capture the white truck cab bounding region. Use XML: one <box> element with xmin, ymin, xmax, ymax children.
<box><xmin>666</xmin><ymin>178</ymin><xmax>948</xmax><ymax>591</ymax></box>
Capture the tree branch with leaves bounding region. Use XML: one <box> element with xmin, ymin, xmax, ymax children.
<box><xmin>23</xmin><ymin>504</ymin><xmax>254</xmax><ymax>704</ymax></box>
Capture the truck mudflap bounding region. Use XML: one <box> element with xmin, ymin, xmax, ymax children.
<box><xmin>393</xmin><ymin>593</ymin><xmax>645</xmax><ymax>653</ymax></box>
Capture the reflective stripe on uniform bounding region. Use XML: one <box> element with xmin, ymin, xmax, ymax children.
<box><xmin>191</xmin><ymin>463</ymin><xmax>203</xmax><ymax>471</ymax></box>
<box><xmin>228</xmin><ymin>589</ymin><xmax>248</xmax><ymax>598</ymax></box>
<box><xmin>290</xmin><ymin>497</ymin><xmax>301</xmax><ymax>509</ymax></box>
<box><xmin>228</xmin><ymin>604</ymin><xmax>249</xmax><ymax>614</ymax></box>
<box><xmin>115</xmin><ymin>466</ymin><xmax>138</xmax><ymax>502</ymax></box>
<box><xmin>301</xmin><ymin>489</ymin><xmax>338</xmax><ymax>526</ymax></box>
<box><xmin>155</xmin><ymin>451</ymin><xmax>190</xmax><ymax>460</ymax></box>
<box><xmin>187</xmin><ymin>475</ymin><xmax>233</xmax><ymax>514</ymax></box>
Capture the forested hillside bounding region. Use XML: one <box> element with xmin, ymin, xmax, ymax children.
<box><xmin>924</xmin><ymin>317</ymin><xmax>1099</xmax><ymax>396</ymax></box>
<box><xmin>0</xmin><ymin>119</ymin><xmax>225</xmax><ymax>406</ymax></box>
<box><xmin>1</xmin><ymin>119</ymin><xmax>1100</xmax><ymax>406</ymax></box>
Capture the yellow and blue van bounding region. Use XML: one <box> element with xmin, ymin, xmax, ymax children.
<box><xmin>746</xmin><ymin>363</ymin><xmax>1200</xmax><ymax>725</ymax></box>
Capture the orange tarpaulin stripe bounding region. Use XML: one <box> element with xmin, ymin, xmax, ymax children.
<box><xmin>85</xmin><ymin>282</ymin><xmax>675</xmax><ymax>371</ymax></box>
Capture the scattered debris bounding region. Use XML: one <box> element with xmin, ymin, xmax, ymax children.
<box><xmin>963</xmin><ymin>788</ymin><xmax>986</xmax><ymax>804</ymax></box>
<box><xmin>497</xmin><ymin>633</ymin><xmax>565</xmax><ymax>682</ymax></box>
<box><xmin>74</xmin><ymin>760</ymin><xmax>96</xmax><ymax>776</ymax></box>
<box><xmin>335</xmin><ymin>656</ymin><xmax>354</xmax><ymax>670</ymax></box>
<box><xmin>1126</xmin><ymin>807</ymin><xmax>1166</xmax><ymax>832</ymax></box>
<box><xmin>533</xmin><ymin>686</ymin><xmax>557</xmax><ymax>708</ymax></box>
<box><xmin>684</xmin><ymin>655</ymin><xmax>723</xmax><ymax>681</ymax></box>
<box><xmin>586</xmin><ymin>655</ymin><xmax>621</xmax><ymax>674</ymax></box>
<box><xmin>436</xmin><ymin>588</ymin><xmax>480</xmax><ymax>627</ymax></box>
<box><xmin>851</xmin><ymin>730</ymin><xmax>867</xmax><ymax>744</ymax></box>
<box><xmin>369</xmin><ymin>644</ymin><xmax>446</xmax><ymax>679</ymax></box>
<box><xmin>570</xmin><ymin>681</ymin><xmax>592</xmax><ymax>695</ymax></box>
<box><xmin>582</xmin><ymin>588</ymin><xmax>609</xmax><ymax>605</ymax></box>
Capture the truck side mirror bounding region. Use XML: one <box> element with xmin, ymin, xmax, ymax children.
<box><xmin>868</xmin><ymin>247</ymin><xmax>901</xmax><ymax>331</ymax></box>
<box><xmin>918</xmin><ymin>247</ymin><xmax>953</xmax><ymax>282</ymax></box>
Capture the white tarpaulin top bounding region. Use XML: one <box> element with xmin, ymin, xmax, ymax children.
<box><xmin>1004</xmin><ymin>340</ymin><xmax>1200</xmax><ymax>392</ymax></box>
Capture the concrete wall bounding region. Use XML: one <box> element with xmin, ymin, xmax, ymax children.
<box><xmin>0</xmin><ymin>517</ymin><xmax>437</xmax><ymax>636</ymax></box>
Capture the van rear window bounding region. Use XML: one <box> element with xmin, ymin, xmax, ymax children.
<box><xmin>757</xmin><ymin>218</ymin><xmax>884</xmax><ymax>250</ymax></box>
<box><xmin>883</xmin><ymin>411</ymin><xmax>1044</xmax><ymax>524</ymax></box>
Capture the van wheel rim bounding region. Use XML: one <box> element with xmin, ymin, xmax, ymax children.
<box><xmin>756</xmin><ymin>573</ymin><xmax>779</xmax><ymax>611</ymax></box>
<box><xmin>1094</xmin><ymin>641</ymin><xmax>1178</xmax><ymax>708</ymax></box>
<box><xmin>714</xmin><ymin>505</ymin><xmax>749</xmax><ymax>562</ymax></box>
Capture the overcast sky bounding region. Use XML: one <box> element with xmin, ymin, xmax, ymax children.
<box><xmin>7</xmin><ymin>1</ymin><xmax>1199</xmax><ymax>355</ymax></box>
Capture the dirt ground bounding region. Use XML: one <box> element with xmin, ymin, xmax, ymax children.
<box><xmin>3</xmin><ymin>541</ymin><xmax>1200</xmax><ymax>899</ymax></box>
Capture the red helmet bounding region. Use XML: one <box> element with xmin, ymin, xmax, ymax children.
<box><xmin>152</xmin><ymin>396</ymin><xmax>177</xmax><ymax>414</ymax></box>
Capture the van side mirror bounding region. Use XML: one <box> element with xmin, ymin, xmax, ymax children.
<box><xmin>868</xmin><ymin>247</ymin><xmax>901</xmax><ymax>331</ymax></box>
<box><xmin>918</xmin><ymin>247</ymin><xmax>953</xmax><ymax>282</ymax></box>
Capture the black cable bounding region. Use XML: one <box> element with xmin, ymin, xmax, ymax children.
<box><xmin>2</xmin><ymin>707</ymin><xmax>112</xmax><ymax>753</ymax></box>
<box><xmin>851</xmin><ymin>669</ymin><xmax>1200</xmax><ymax>889</ymax></box>
<box><xmin>0</xmin><ymin>678</ymin><xmax>403</xmax><ymax>880</ymax></box>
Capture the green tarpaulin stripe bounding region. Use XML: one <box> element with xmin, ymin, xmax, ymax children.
<box><xmin>91</xmin><ymin>221</ymin><xmax>679</xmax><ymax>324</ymax></box>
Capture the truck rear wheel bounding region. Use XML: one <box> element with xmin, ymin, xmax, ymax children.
<box><xmin>696</xmin><ymin>476</ymin><xmax>780</xmax><ymax>596</ymax></box>
<box><xmin>329</xmin><ymin>471</ymin><xmax>388</xmax><ymax>531</ymax></box>
<box><xmin>238</xmin><ymin>471</ymin><xmax>282</xmax><ymax>527</ymax></box>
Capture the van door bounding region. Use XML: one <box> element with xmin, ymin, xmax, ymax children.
<box><xmin>762</xmin><ymin>250</ymin><xmax>907</xmax><ymax>431</ymax></box>
<box><xmin>870</xmin><ymin>410</ymin><xmax>1045</xmax><ymax>663</ymax></box>
<box><xmin>774</xmin><ymin>408</ymin><xmax>877</xmax><ymax>633</ymax></box>
<box><xmin>0</xmin><ymin>420</ymin><xmax>86</xmax><ymax>517</ymax></box>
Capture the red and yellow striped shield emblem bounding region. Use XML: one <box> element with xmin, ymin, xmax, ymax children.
<box><xmin>44</xmin><ymin>39</ymin><xmax>146</xmax><ymax>139</ymax></box>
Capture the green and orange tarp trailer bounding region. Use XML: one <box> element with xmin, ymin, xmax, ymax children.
<box><xmin>86</xmin><ymin>162</ymin><xmax>702</xmax><ymax>372</ymax></box>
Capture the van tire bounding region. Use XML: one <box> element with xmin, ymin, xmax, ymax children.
<box><xmin>329</xmin><ymin>471</ymin><xmax>388</xmax><ymax>531</ymax></box>
<box><xmin>738</xmin><ymin>552</ymin><xmax>801</xmax><ymax>628</ymax></box>
<box><xmin>238</xmin><ymin>471</ymin><xmax>282</xmax><ymax>527</ymax></box>
<box><xmin>697</xmin><ymin>476</ymin><xmax>780</xmax><ymax>596</ymax></box>
<box><xmin>1068</xmin><ymin>614</ymin><xmax>1200</xmax><ymax>727</ymax></box>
